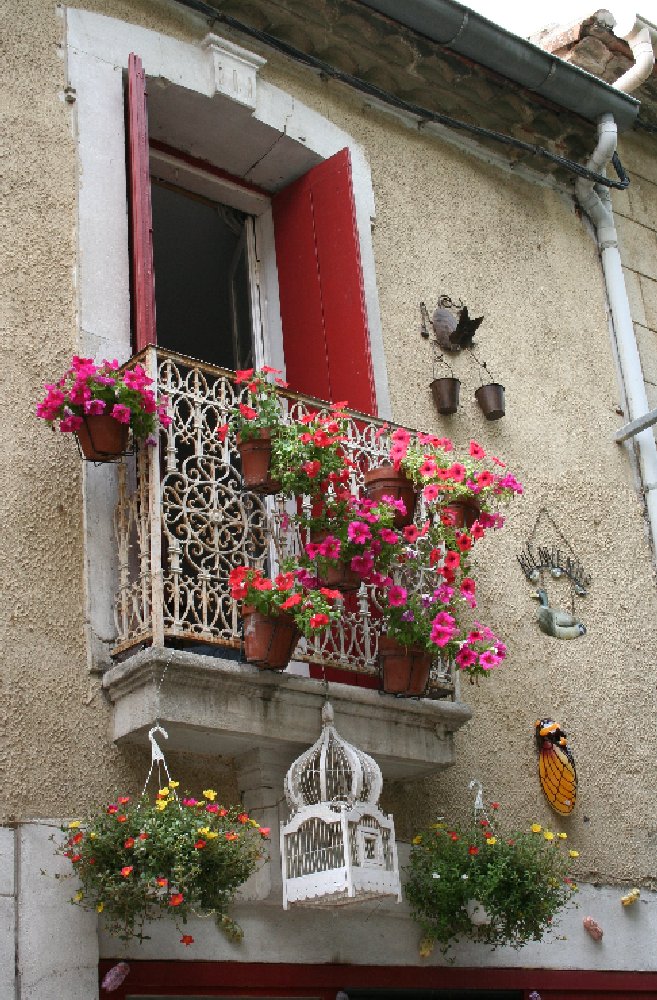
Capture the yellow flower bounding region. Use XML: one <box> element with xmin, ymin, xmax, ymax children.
<box><xmin>96</xmin><ymin>902</ymin><xmax>104</xmax><ymax>913</ymax></box>
<box><xmin>412</xmin><ymin>835</ymin><xmax>422</xmax><ymax>845</ymax></box>
<box><xmin>155</xmin><ymin>799</ymin><xmax>167</xmax><ymax>811</ymax></box>
<box><xmin>544</xmin><ymin>831</ymin><xmax>554</xmax><ymax>841</ymax></box>
<box><xmin>558</xmin><ymin>832</ymin><xmax>568</xmax><ymax>839</ymax></box>
<box><xmin>68</xmin><ymin>821</ymin><xmax>81</xmax><ymax>829</ymax></box>
<box><xmin>531</xmin><ymin>823</ymin><xmax>542</xmax><ymax>833</ymax></box>
<box><xmin>419</xmin><ymin>937</ymin><xmax>434</xmax><ymax>958</ymax></box>
<box><xmin>168</xmin><ymin>780</ymin><xmax>179</xmax><ymax>788</ymax></box>
<box><xmin>203</xmin><ymin>789</ymin><xmax>217</xmax><ymax>801</ymax></box>
<box><xmin>569</xmin><ymin>850</ymin><xmax>580</xmax><ymax>858</ymax></box>
<box><xmin>197</xmin><ymin>826</ymin><xmax>210</xmax><ymax>836</ymax></box>
<box><xmin>158</xmin><ymin>787</ymin><xmax>170</xmax><ymax>798</ymax></box>
<box><xmin>486</xmin><ymin>837</ymin><xmax>497</xmax><ymax>845</ymax></box>
<box><xmin>73</xmin><ymin>891</ymin><xmax>83</xmax><ymax>903</ymax></box>
<box><xmin>206</xmin><ymin>831</ymin><xmax>219</xmax><ymax>840</ymax></box>
<box><xmin>431</xmin><ymin>822</ymin><xmax>446</xmax><ymax>829</ymax></box>
<box><xmin>89</xmin><ymin>832</ymin><xmax>96</xmax><ymax>840</ymax></box>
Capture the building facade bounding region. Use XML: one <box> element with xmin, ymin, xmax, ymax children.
<box><xmin>2</xmin><ymin>1</ymin><xmax>657</xmax><ymax>997</ymax></box>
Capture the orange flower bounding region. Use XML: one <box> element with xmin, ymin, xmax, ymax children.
<box><xmin>169</xmin><ymin>893</ymin><xmax>184</xmax><ymax>907</ymax></box>
<box><xmin>71</xmin><ymin>832</ymin><xmax>84</xmax><ymax>844</ymax></box>
<box><xmin>468</xmin><ymin>846</ymin><xmax>479</xmax><ymax>856</ymax></box>
<box><xmin>138</xmin><ymin>832</ymin><xmax>148</xmax><ymax>841</ymax></box>
<box><xmin>107</xmin><ymin>805</ymin><xmax>118</xmax><ymax>814</ymax></box>
<box><xmin>259</xmin><ymin>827</ymin><xmax>271</xmax><ymax>837</ymax></box>
<box><xmin>156</xmin><ymin>877</ymin><xmax>168</xmax><ymax>887</ymax></box>
<box><xmin>118</xmin><ymin>796</ymin><xmax>130</xmax><ymax>804</ymax></box>
<box><xmin>194</xmin><ymin>839</ymin><xmax>207</xmax><ymax>850</ymax></box>
<box><xmin>124</xmin><ymin>837</ymin><xmax>135</xmax><ymax>849</ymax></box>
<box><xmin>237</xmin><ymin>813</ymin><xmax>249</xmax><ymax>824</ymax></box>
<box><xmin>120</xmin><ymin>866</ymin><xmax>133</xmax><ymax>877</ymax></box>
<box><xmin>180</xmin><ymin>934</ymin><xmax>194</xmax><ymax>946</ymax></box>
<box><xmin>117</xmin><ymin>815</ymin><xmax>127</xmax><ymax>823</ymax></box>
<box><xmin>225</xmin><ymin>832</ymin><xmax>238</xmax><ymax>841</ymax></box>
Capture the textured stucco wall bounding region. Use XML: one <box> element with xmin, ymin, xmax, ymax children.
<box><xmin>2</xmin><ymin>0</ymin><xmax>657</xmax><ymax>901</ymax></box>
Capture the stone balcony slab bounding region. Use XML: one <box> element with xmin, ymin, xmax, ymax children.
<box><xmin>102</xmin><ymin>648</ymin><xmax>472</xmax><ymax>780</ymax></box>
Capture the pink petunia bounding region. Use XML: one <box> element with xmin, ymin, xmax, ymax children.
<box><xmin>379</xmin><ymin>528</ymin><xmax>399</xmax><ymax>544</ymax></box>
<box><xmin>448</xmin><ymin>463</ymin><xmax>466</xmax><ymax>482</ymax></box>
<box><xmin>469</xmin><ymin>440</ymin><xmax>486</xmax><ymax>460</ymax></box>
<box><xmin>111</xmin><ymin>404</ymin><xmax>131</xmax><ymax>424</ymax></box>
<box><xmin>350</xmin><ymin>553</ymin><xmax>374</xmax><ymax>576</ymax></box>
<box><xmin>347</xmin><ymin>521</ymin><xmax>371</xmax><ymax>545</ymax></box>
<box><xmin>419</xmin><ymin>458</ymin><xmax>437</xmax><ymax>478</ymax></box>
<box><xmin>479</xmin><ymin>651</ymin><xmax>502</xmax><ymax>670</ymax></box>
<box><xmin>387</xmin><ymin>585</ymin><xmax>407</xmax><ymax>606</ymax></box>
<box><xmin>455</xmin><ymin>648</ymin><xmax>477</xmax><ymax>670</ymax></box>
<box><xmin>318</xmin><ymin>535</ymin><xmax>341</xmax><ymax>560</ymax></box>
<box><xmin>423</xmin><ymin>483</ymin><xmax>440</xmax><ymax>503</ymax></box>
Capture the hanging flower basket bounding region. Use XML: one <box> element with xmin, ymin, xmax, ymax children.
<box><xmin>59</xmin><ymin>786</ymin><xmax>268</xmax><ymax>944</ymax></box>
<box><xmin>475</xmin><ymin>382</ymin><xmax>505</xmax><ymax>421</ymax></box>
<box><xmin>363</xmin><ymin>465</ymin><xmax>416</xmax><ymax>528</ymax></box>
<box><xmin>76</xmin><ymin>414</ymin><xmax>130</xmax><ymax>462</ymax></box>
<box><xmin>236</xmin><ymin>429</ymin><xmax>281</xmax><ymax>495</ymax></box>
<box><xmin>242</xmin><ymin>605</ymin><xmax>300</xmax><ymax>670</ymax></box>
<box><xmin>36</xmin><ymin>356</ymin><xmax>171</xmax><ymax>462</ymax></box>
<box><xmin>379</xmin><ymin>635</ymin><xmax>431</xmax><ymax>696</ymax></box>
<box><xmin>406</xmin><ymin>806</ymin><xmax>577</xmax><ymax>954</ymax></box>
<box><xmin>430</xmin><ymin>377</ymin><xmax>460</xmax><ymax>416</ymax></box>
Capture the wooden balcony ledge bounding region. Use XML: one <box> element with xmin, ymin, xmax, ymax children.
<box><xmin>102</xmin><ymin>647</ymin><xmax>472</xmax><ymax>781</ymax></box>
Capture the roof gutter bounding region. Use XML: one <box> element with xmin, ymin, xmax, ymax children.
<box><xmin>355</xmin><ymin>0</ymin><xmax>640</xmax><ymax>131</ymax></box>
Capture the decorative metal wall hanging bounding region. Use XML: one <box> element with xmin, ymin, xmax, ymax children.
<box><xmin>535</xmin><ymin>718</ymin><xmax>577</xmax><ymax>815</ymax></box>
<box><xmin>420</xmin><ymin>296</ymin><xmax>505</xmax><ymax>419</ymax></box>
<box><xmin>280</xmin><ymin>702</ymin><xmax>401</xmax><ymax>908</ymax></box>
<box><xmin>518</xmin><ymin>509</ymin><xmax>590</xmax><ymax>639</ymax></box>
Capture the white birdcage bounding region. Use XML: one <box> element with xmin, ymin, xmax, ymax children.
<box><xmin>281</xmin><ymin>702</ymin><xmax>402</xmax><ymax>908</ymax></box>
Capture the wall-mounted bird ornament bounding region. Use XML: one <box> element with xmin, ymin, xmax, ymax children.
<box><xmin>421</xmin><ymin>295</ymin><xmax>484</xmax><ymax>353</ymax></box>
<box><xmin>535</xmin><ymin>718</ymin><xmax>577</xmax><ymax>815</ymax></box>
<box><xmin>532</xmin><ymin>588</ymin><xmax>586</xmax><ymax>640</ymax></box>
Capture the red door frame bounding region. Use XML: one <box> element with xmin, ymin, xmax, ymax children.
<box><xmin>100</xmin><ymin>960</ymin><xmax>657</xmax><ymax>998</ymax></box>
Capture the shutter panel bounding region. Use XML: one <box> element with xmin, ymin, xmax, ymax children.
<box><xmin>272</xmin><ymin>148</ymin><xmax>377</xmax><ymax>415</ymax></box>
<box><xmin>126</xmin><ymin>53</ymin><xmax>156</xmax><ymax>351</ymax></box>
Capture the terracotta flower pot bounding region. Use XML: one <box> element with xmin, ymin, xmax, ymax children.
<box><xmin>379</xmin><ymin>635</ymin><xmax>431</xmax><ymax>696</ymax></box>
<box><xmin>441</xmin><ymin>500</ymin><xmax>481</xmax><ymax>529</ymax></box>
<box><xmin>311</xmin><ymin>531</ymin><xmax>361</xmax><ymax>592</ymax></box>
<box><xmin>475</xmin><ymin>383</ymin><xmax>505</xmax><ymax>421</ymax></box>
<box><xmin>76</xmin><ymin>414</ymin><xmax>130</xmax><ymax>462</ymax></box>
<box><xmin>236</xmin><ymin>429</ymin><xmax>281</xmax><ymax>494</ymax></box>
<box><xmin>363</xmin><ymin>465</ymin><xmax>416</xmax><ymax>529</ymax></box>
<box><xmin>242</xmin><ymin>606</ymin><xmax>299</xmax><ymax>671</ymax></box>
<box><xmin>430</xmin><ymin>377</ymin><xmax>460</xmax><ymax>415</ymax></box>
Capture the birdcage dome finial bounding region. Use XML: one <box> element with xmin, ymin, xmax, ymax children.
<box><xmin>284</xmin><ymin>702</ymin><xmax>383</xmax><ymax>813</ymax></box>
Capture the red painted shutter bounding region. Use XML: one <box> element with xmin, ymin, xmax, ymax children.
<box><xmin>126</xmin><ymin>53</ymin><xmax>156</xmax><ymax>351</ymax></box>
<box><xmin>272</xmin><ymin>148</ymin><xmax>377</xmax><ymax>415</ymax></box>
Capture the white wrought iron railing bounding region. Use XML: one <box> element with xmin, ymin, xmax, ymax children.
<box><xmin>113</xmin><ymin>348</ymin><xmax>456</xmax><ymax>698</ymax></box>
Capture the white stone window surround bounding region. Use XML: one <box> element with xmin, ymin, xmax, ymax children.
<box><xmin>64</xmin><ymin>8</ymin><xmax>391</xmax><ymax>669</ymax></box>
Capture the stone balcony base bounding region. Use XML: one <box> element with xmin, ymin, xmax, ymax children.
<box><xmin>102</xmin><ymin>648</ymin><xmax>472</xmax><ymax>780</ymax></box>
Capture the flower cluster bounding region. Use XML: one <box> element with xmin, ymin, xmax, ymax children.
<box><xmin>228</xmin><ymin>566</ymin><xmax>342</xmax><ymax>637</ymax></box>
<box><xmin>226</xmin><ymin>368</ymin><xmax>351</xmax><ymax>498</ymax></box>
<box><xmin>406</xmin><ymin>804</ymin><xmax>576</xmax><ymax>953</ymax></box>
<box><xmin>226</xmin><ymin>366</ymin><xmax>288</xmax><ymax>441</ymax></box>
<box><xmin>392</xmin><ymin>431</ymin><xmax>523</xmax><ymax>516</ymax></box>
<box><xmin>37</xmin><ymin>357</ymin><xmax>171</xmax><ymax>441</ymax></box>
<box><xmin>60</xmin><ymin>785</ymin><xmax>267</xmax><ymax>943</ymax></box>
<box><xmin>301</xmin><ymin>494</ymin><xmax>411</xmax><ymax>586</ymax></box>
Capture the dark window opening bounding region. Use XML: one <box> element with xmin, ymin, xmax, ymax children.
<box><xmin>150</xmin><ymin>180</ymin><xmax>254</xmax><ymax>371</ymax></box>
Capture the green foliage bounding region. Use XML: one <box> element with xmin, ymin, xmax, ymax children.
<box><xmin>406</xmin><ymin>816</ymin><xmax>575</xmax><ymax>953</ymax></box>
<box><xmin>60</xmin><ymin>789</ymin><xmax>267</xmax><ymax>942</ymax></box>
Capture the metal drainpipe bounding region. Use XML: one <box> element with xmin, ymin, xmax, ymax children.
<box><xmin>575</xmin><ymin>18</ymin><xmax>657</xmax><ymax>550</ymax></box>
<box><xmin>575</xmin><ymin>112</ymin><xmax>657</xmax><ymax>552</ymax></box>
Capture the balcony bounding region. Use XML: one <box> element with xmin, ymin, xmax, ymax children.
<box><xmin>103</xmin><ymin>348</ymin><xmax>472</xmax><ymax>780</ymax></box>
